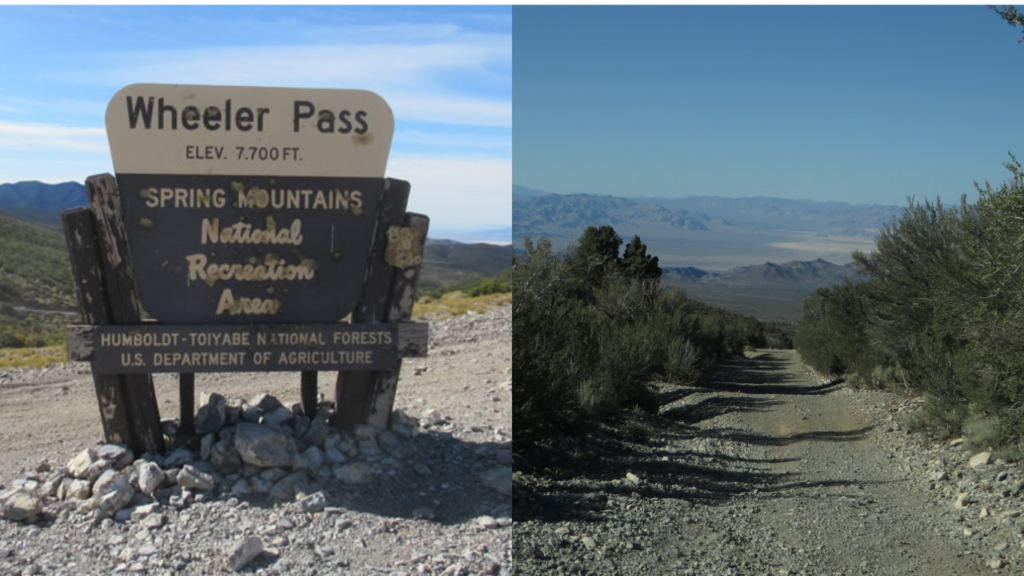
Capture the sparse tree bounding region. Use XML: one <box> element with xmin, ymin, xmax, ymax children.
<box><xmin>620</xmin><ymin>235</ymin><xmax>662</xmax><ymax>282</ymax></box>
<box><xmin>568</xmin><ymin>225</ymin><xmax>622</xmax><ymax>288</ymax></box>
<box><xmin>992</xmin><ymin>5</ymin><xmax>1024</xmax><ymax>41</ymax></box>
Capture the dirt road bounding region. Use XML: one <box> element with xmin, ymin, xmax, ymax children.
<box><xmin>514</xmin><ymin>350</ymin><xmax>1012</xmax><ymax>575</ymax></box>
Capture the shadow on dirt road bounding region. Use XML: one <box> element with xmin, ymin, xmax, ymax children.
<box><xmin>515</xmin><ymin>352</ymin><xmax>873</xmax><ymax>523</ymax></box>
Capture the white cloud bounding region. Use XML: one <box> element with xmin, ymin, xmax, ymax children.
<box><xmin>83</xmin><ymin>41</ymin><xmax>510</xmax><ymax>128</ymax></box>
<box><xmin>0</xmin><ymin>121</ymin><xmax>107</xmax><ymax>153</ymax></box>
<box><xmin>396</xmin><ymin>129</ymin><xmax>511</xmax><ymax>150</ymax></box>
<box><xmin>388</xmin><ymin>154</ymin><xmax>510</xmax><ymax>228</ymax></box>
<box><xmin>0</xmin><ymin>96</ymin><xmax>105</xmax><ymax>117</ymax></box>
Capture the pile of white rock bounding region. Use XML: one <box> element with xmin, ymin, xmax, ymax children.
<box><xmin>0</xmin><ymin>391</ymin><xmax>452</xmax><ymax>526</ymax></box>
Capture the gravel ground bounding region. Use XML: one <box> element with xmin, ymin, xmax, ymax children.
<box><xmin>514</xmin><ymin>349</ymin><xmax>1024</xmax><ymax>576</ymax></box>
<box><xmin>0</xmin><ymin>306</ymin><xmax>511</xmax><ymax>576</ymax></box>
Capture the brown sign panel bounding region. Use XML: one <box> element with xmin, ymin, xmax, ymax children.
<box><xmin>116</xmin><ymin>174</ymin><xmax>380</xmax><ymax>324</ymax></box>
<box><xmin>105</xmin><ymin>84</ymin><xmax>395</xmax><ymax>324</ymax></box>
<box><xmin>68</xmin><ymin>323</ymin><xmax>430</xmax><ymax>374</ymax></box>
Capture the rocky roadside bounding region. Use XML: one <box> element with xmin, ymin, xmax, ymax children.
<box><xmin>513</xmin><ymin>350</ymin><xmax>1023</xmax><ymax>576</ymax></box>
<box><xmin>0</xmin><ymin>306</ymin><xmax>511</xmax><ymax>576</ymax></box>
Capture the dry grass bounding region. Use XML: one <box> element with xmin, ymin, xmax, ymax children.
<box><xmin>0</xmin><ymin>345</ymin><xmax>65</xmax><ymax>370</ymax></box>
<box><xmin>412</xmin><ymin>291</ymin><xmax>511</xmax><ymax>320</ymax></box>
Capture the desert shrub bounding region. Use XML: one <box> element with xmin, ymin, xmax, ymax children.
<box><xmin>795</xmin><ymin>156</ymin><xmax>1024</xmax><ymax>454</ymax></box>
<box><xmin>466</xmin><ymin>269</ymin><xmax>512</xmax><ymax>297</ymax></box>
<box><xmin>663</xmin><ymin>337</ymin><xmax>703</xmax><ymax>385</ymax></box>
<box><xmin>514</xmin><ymin>228</ymin><xmax>780</xmax><ymax>446</ymax></box>
<box><xmin>624</xmin><ymin>406</ymin><xmax>655</xmax><ymax>443</ymax></box>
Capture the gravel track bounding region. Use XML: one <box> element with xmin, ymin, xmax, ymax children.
<box><xmin>514</xmin><ymin>349</ymin><xmax>1021</xmax><ymax>576</ymax></box>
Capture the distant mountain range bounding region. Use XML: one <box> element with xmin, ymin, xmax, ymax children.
<box><xmin>0</xmin><ymin>181</ymin><xmax>88</xmax><ymax>227</ymax></box>
<box><xmin>514</xmin><ymin>192</ymin><xmax>727</xmax><ymax>236</ymax></box>
<box><xmin>0</xmin><ymin>181</ymin><xmax>511</xmax><ymax>244</ymax></box>
<box><xmin>512</xmin><ymin>184</ymin><xmax>890</xmax><ymax>320</ymax></box>
<box><xmin>664</xmin><ymin>258</ymin><xmax>861</xmax><ymax>287</ymax></box>
<box><xmin>660</xmin><ymin>258</ymin><xmax>862</xmax><ymax>321</ymax></box>
<box><xmin>512</xmin><ymin>185</ymin><xmax>899</xmax><ymax>271</ymax></box>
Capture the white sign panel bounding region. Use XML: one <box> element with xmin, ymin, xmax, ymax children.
<box><xmin>106</xmin><ymin>84</ymin><xmax>394</xmax><ymax>177</ymax></box>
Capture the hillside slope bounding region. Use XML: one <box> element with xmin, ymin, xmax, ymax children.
<box><xmin>661</xmin><ymin>259</ymin><xmax>862</xmax><ymax>321</ymax></box>
<box><xmin>0</xmin><ymin>210</ymin><xmax>75</xmax><ymax>310</ymax></box>
<box><xmin>420</xmin><ymin>241</ymin><xmax>512</xmax><ymax>288</ymax></box>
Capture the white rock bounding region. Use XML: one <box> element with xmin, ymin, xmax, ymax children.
<box><xmin>298</xmin><ymin>491</ymin><xmax>327</xmax><ymax>513</ymax></box>
<box><xmin>479</xmin><ymin>467</ymin><xmax>512</xmax><ymax>495</ymax></box>
<box><xmin>259</xmin><ymin>468</ymin><xmax>288</xmax><ymax>482</ymax></box>
<box><xmin>1</xmin><ymin>491</ymin><xmax>42</xmax><ymax>523</ymax></box>
<box><xmin>136</xmin><ymin>462</ymin><xmax>164</xmax><ymax>495</ymax></box>
<box><xmin>989</xmin><ymin>557</ymin><xmax>1005</xmax><ymax>569</ymax></box>
<box><xmin>67</xmin><ymin>448</ymin><xmax>98</xmax><ymax>479</ymax></box>
<box><xmin>392</xmin><ymin>423</ymin><xmax>415</xmax><ymax>439</ymax></box>
<box><xmin>300</xmin><ymin>416</ymin><xmax>330</xmax><ymax>447</ymax></box>
<box><xmin>260</xmin><ymin>407</ymin><xmax>293</xmax><ymax>426</ymax></box>
<box><xmin>210</xmin><ymin>440</ymin><xmax>241</xmax><ymax>468</ymax></box>
<box><xmin>231</xmin><ymin>478</ymin><xmax>251</xmax><ymax>496</ymax></box>
<box><xmin>970</xmin><ymin>452</ymin><xmax>992</xmax><ymax>468</ymax></box>
<box><xmin>249</xmin><ymin>393</ymin><xmax>283</xmax><ymax>414</ymax></box>
<box><xmin>65</xmin><ymin>478</ymin><xmax>91</xmax><ymax>500</ymax></box>
<box><xmin>92</xmin><ymin>470</ymin><xmax>135</xmax><ymax>517</ymax></box>
<box><xmin>163</xmin><ymin>448</ymin><xmax>194</xmax><ymax>468</ymax></box>
<box><xmin>357</xmin><ymin>438</ymin><xmax>382</xmax><ymax>459</ymax></box>
<box><xmin>377</xmin><ymin>430</ymin><xmax>400</xmax><ymax>450</ymax></box>
<box><xmin>140</xmin><ymin>513</ymin><xmax>165</xmax><ymax>529</ymax></box>
<box><xmin>98</xmin><ymin>444</ymin><xmax>133</xmax><ymax>469</ymax></box>
<box><xmin>130</xmin><ymin>503</ymin><xmax>160</xmax><ymax>520</ymax></box>
<box><xmin>353</xmin><ymin>424</ymin><xmax>377</xmax><ymax>441</ymax></box>
<box><xmin>195</xmin><ymin>393</ymin><xmax>227</xmax><ymax>435</ymax></box>
<box><xmin>301</xmin><ymin>446</ymin><xmax>325</xmax><ymax>472</ymax></box>
<box><xmin>176</xmin><ymin>465</ymin><xmax>216</xmax><ymax>491</ymax></box>
<box><xmin>40</xmin><ymin>476</ymin><xmax>62</xmax><ymax>498</ymax></box>
<box><xmin>225</xmin><ymin>536</ymin><xmax>263</xmax><ymax>571</ymax></box>
<box><xmin>85</xmin><ymin>458</ymin><xmax>115</xmax><ymax>482</ymax></box>
<box><xmin>624</xmin><ymin>472</ymin><xmax>641</xmax><ymax>486</ymax></box>
<box><xmin>333</xmin><ymin>463</ymin><xmax>375</xmax><ymax>485</ymax></box>
<box><xmin>248</xmin><ymin>476</ymin><xmax>272</xmax><ymax>494</ymax></box>
<box><xmin>955</xmin><ymin>492</ymin><xmax>974</xmax><ymax>509</ymax></box>
<box><xmin>234</xmin><ymin>423</ymin><xmax>296</xmax><ymax>468</ymax></box>
<box><xmin>420</xmin><ymin>410</ymin><xmax>444</xmax><ymax>427</ymax></box>
<box><xmin>269</xmin><ymin>471</ymin><xmax>308</xmax><ymax>501</ymax></box>
<box><xmin>476</xmin><ymin>515</ymin><xmax>499</xmax><ymax>529</ymax></box>
<box><xmin>325</xmin><ymin>447</ymin><xmax>347</xmax><ymax>465</ymax></box>
<box><xmin>200</xmin><ymin>434</ymin><xmax>215</xmax><ymax>461</ymax></box>
<box><xmin>412</xmin><ymin>507</ymin><xmax>435</xmax><ymax>520</ymax></box>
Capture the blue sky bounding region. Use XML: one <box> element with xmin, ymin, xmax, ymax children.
<box><xmin>514</xmin><ymin>5</ymin><xmax>1024</xmax><ymax>207</ymax></box>
<box><xmin>0</xmin><ymin>5</ymin><xmax>510</xmax><ymax>231</ymax></box>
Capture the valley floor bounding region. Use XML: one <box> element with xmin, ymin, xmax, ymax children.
<box><xmin>514</xmin><ymin>350</ymin><xmax>1023</xmax><ymax>575</ymax></box>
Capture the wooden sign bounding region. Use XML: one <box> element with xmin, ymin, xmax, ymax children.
<box><xmin>66</xmin><ymin>323</ymin><xmax>427</xmax><ymax>374</ymax></box>
<box><xmin>64</xmin><ymin>83</ymin><xmax>428</xmax><ymax>454</ymax></box>
<box><xmin>105</xmin><ymin>84</ymin><xmax>395</xmax><ymax>324</ymax></box>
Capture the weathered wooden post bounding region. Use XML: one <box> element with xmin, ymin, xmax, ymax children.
<box><xmin>65</xmin><ymin>83</ymin><xmax>429</xmax><ymax>447</ymax></box>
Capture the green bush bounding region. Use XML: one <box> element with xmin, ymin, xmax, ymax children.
<box><xmin>514</xmin><ymin>227</ymin><xmax>783</xmax><ymax>446</ymax></box>
<box><xmin>794</xmin><ymin>155</ymin><xmax>1024</xmax><ymax>455</ymax></box>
